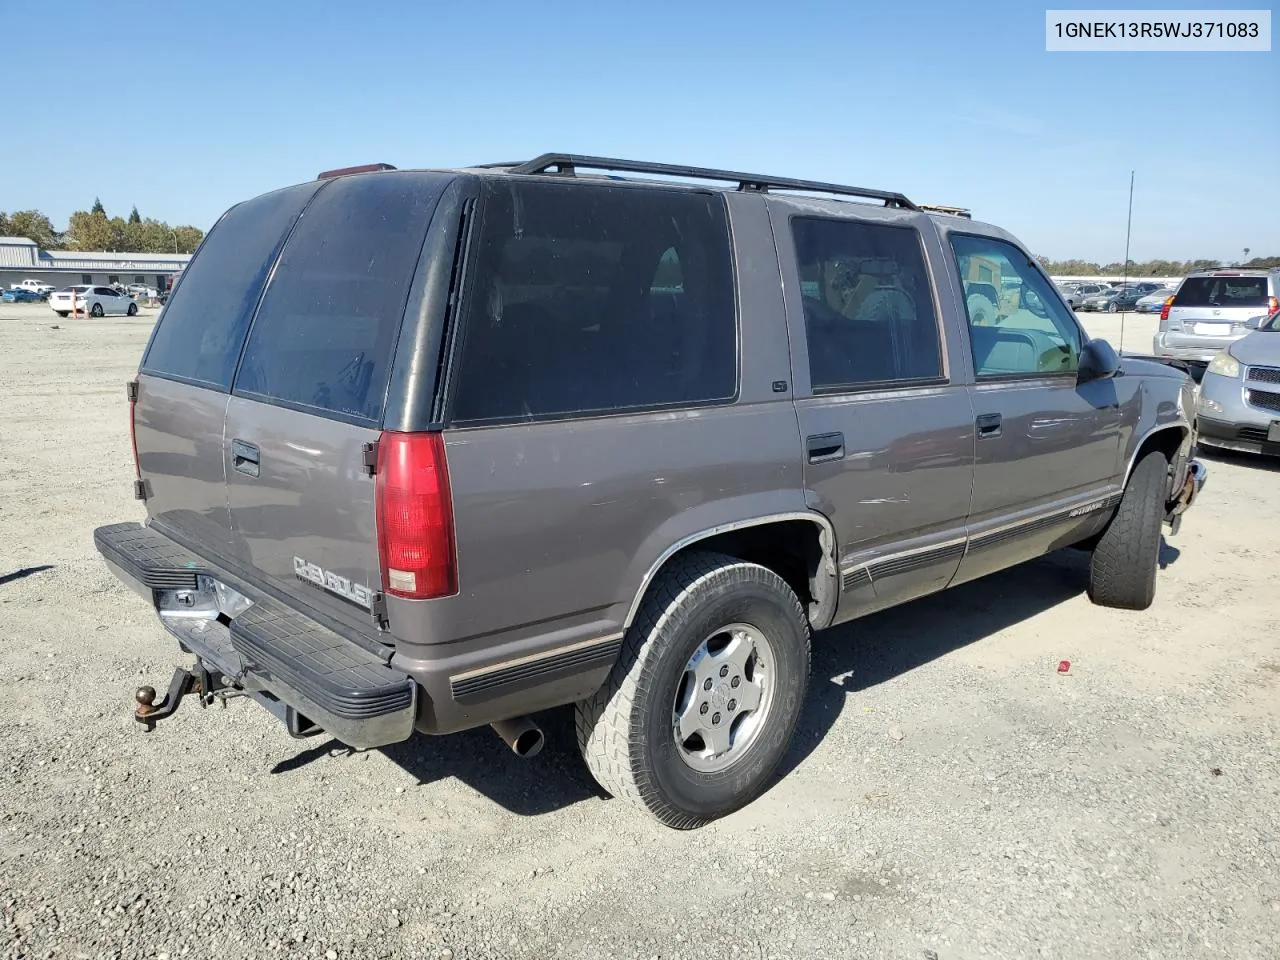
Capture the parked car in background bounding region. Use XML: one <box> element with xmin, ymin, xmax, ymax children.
<box><xmin>1195</xmin><ymin>307</ymin><xmax>1280</xmax><ymax>456</ymax></box>
<box><xmin>1063</xmin><ymin>282</ymin><xmax>1107</xmax><ymax>309</ymax></box>
<box><xmin>1079</xmin><ymin>288</ymin><xmax>1121</xmax><ymax>312</ymax></box>
<box><xmin>10</xmin><ymin>279</ymin><xmax>55</xmax><ymax>296</ymax></box>
<box><xmin>92</xmin><ymin>153</ymin><xmax>1205</xmax><ymax>829</ymax></box>
<box><xmin>48</xmin><ymin>285</ymin><xmax>139</xmax><ymax>318</ymax></box>
<box><xmin>2</xmin><ymin>287</ymin><xmax>46</xmax><ymax>303</ymax></box>
<box><xmin>1136</xmin><ymin>287</ymin><xmax>1176</xmax><ymax>312</ymax></box>
<box><xmin>1154</xmin><ymin>270</ymin><xmax>1280</xmax><ymax>362</ymax></box>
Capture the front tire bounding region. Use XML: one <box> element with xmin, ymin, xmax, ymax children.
<box><xmin>1108</xmin><ymin>302</ymin><xmax>1119</xmax><ymax>313</ymax></box>
<box><xmin>127</xmin><ymin>302</ymin><xmax>138</xmax><ymax>316</ymax></box>
<box><xmin>90</xmin><ymin>303</ymin><xmax>104</xmax><ymax>317</ymax></box>
<box><xmin>576</xmin><ymin>551</ymin><xmax>811</xmax><ymax>828</ymax></box>
<box><xmin>56</xmin><ymin>311</ymin><xmax>68</xmax><ymax>318</ymax></box>
<box><xmin>1088</xmin><ymin>451</ymin><xmax>1167</xmax><ymax>610</ymax></box>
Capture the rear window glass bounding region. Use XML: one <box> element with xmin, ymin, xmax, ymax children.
<box><xmin>449</xmin><ymin>180</ymin><xmax>737</xmax><ymax>424</ymax></box>
<box><xmin>141</xmin><ymin>182</ymin><xmax>320</xmax><ymax>390</ymax></box>
<box><xmin>1174</xmin><ymin>276</ymin><xmax>1269</xmax><ymax>308</ymax></box>
<box><xmin>233</xmin><ymin>173</ymin><xmax>447</xmax><ymax>424</ymax></box>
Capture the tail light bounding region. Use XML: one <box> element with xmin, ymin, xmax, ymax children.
<box><xmin>375</xmin><ymin>432</ymin><xmax>457</xmax><ymax>600</ymax></box>
<box><xmin>1159</xmin><ymin>296</ymin><xmax>1175</xmax><ymax>322</ymax></box>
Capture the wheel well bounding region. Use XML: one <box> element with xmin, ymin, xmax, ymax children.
<box><xmin>644</xmin><ymin>519</ymin><xmax>835</xmax><ymax>628</ymax></box>
<box><xmin>1131</xmin><ymin>426</ymin><xmax>1187</xmax><ymax>497</ymax></box>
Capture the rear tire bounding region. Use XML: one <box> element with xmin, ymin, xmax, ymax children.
<box><xmin>576</xmin><ymin>551</ymin><xmax>811</xmax><ymax>828</ymax></box>
<box><xmin>90</xmin><ymin>303</ymin><xmax>104</xmax><ymax>317</ymax></box>
<box><xmin>56</xmin><ymin>311</ymin><xmax>68</xmax><ymax>318</ymax></box>
<box><xmin>1088</xmin><ymin>451</ymin><xmax>1167</xmax><ymax>610</ymax></box>
<box><xmin>1108</xmin><ymin>302</ymin><xmax>1119</xmax><ymax>313</ymax></box>
<box><xmin>127</xmin><ymin>303</ymin><xmax>138</xmax><ymax>316</ymax></box>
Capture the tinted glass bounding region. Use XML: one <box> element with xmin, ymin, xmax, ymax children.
<box><xmin>449</xmin><ymin>180</ymin><xmax>737</xmax><ymax>423</ymax></box>
<box><xmin>1173</xmin><ymin>276</ymin><xmax>1268</xmax><ymax>308</ymax></box>
<box><xmin>950</xmin><ymin>234</ymin><xmax>1081</xmax><ymax>377</ymax></box>
<box><xmin>142</xmin><ymin>182</ymin><xmax>320</xmax><ymax>390</ymax></box>
<box><xmin>791</xmin><ymin>217</ymin><xmax>942</xmax><ymax>390</ymax></box>
<box><xmin>234</xmin><ymin>173</ymin><xmax>446</xmax><ymax>424</ymax></box>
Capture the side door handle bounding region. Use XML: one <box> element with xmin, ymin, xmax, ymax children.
<box><xmin>232</xmin><ymin>439</ymin><xmax>260</xmax><ymax>478</ymax></box>
<box><xmin>807</xmin><ymin>432</ymin><xmax>845</xmax><ymax>463</ymax></box>
<box><xmin>976</xmin><ymin>413</ymin><xmax>1002</xmax><ymax>439</ymax></box>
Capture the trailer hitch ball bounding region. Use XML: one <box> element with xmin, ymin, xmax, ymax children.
<box><xmin>136</xmin><ymin>686</ymin><xmax>158</xmax><ymax>713</ymax></box>
<box><xmin>133</xmin><ymin>668</ymin><xmax>198</xmax><ymax>732</ymax></box>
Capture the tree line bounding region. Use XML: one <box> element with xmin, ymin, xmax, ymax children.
<box><xmin>0</xmin><ymin>199</ymin><xmax>203</xmax><ymax>254</ymax></box>
<box><xmin>1036</xmin><ymin>255</ymin><xmax>1280</xmax><ymax>275</ymax></box>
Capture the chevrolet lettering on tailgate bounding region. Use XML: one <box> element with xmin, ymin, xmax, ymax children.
<box><xmin>293</xmin><ymin>556</ymin><xmax>374</xmax><ymax>610</ymax></box>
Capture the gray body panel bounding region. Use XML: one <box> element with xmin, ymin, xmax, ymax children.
<box><xmin>100</xmin><ymin>165</ymin><xmax>1204</xmax><ymax>749</ymax></box>
<box><xmin>224</xmin><ymin>397</ymin><xmax>384</xmax><ymax>640</ymax></box>
<box><xmin>134</xmin><ymin>374</ymin><xmax>232</xmax><ymax>553</ymax></box>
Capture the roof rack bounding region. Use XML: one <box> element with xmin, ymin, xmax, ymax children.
<box><xmin>918</xmin><ymin>203</ymin><xmax>971</xmax><ymax>219</ymax></box>
<box><xmin>499</xmin><ymin>153</ymin><xmax>918</xmax><ymax>210</ymax></box>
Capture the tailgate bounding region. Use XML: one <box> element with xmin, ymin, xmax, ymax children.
<box><xmin>222</xmin><ymin>172</ymin><xmax>448</xmax><ymax>639</ymax></box>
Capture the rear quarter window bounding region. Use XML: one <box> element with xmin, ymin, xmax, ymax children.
<box><xmin>448</xmin><ymin>179</ymin><xmax>738</xmax><ymax>424</ymax></box>
<box><xmin>1174</xmin><ymin>276</ymin><xmax>1269</xmax><ymax>308</ymax></box>
<box><xmin>232</xmin><ymin>173</ymin><xmax>448</xmax><ymax>425</ymax></box>
<box><xmin>141</xmin><ymin>182</ymin><xmax>321</xmax><ymax>390</ymax></box>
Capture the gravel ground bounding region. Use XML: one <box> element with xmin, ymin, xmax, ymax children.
<box><xmin>1</xmin><ymin>303</ymin><xmax>1277</xmax><ymax>960</ymax></box>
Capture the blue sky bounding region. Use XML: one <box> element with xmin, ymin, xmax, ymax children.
<box><xmin>2</xmin><ymin>0</ymin><xmax>1275</xmax><ymax>261</ymax></box>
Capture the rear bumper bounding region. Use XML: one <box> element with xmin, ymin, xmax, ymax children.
<box><xmin>94</xmin><ymin>521</ymin><xmax>620</xmax><ymax>745</ymax></box>
<box><xmin>94</xmin><ymin>522</ymin><xmax>416</xmax><ymax>749</ymax></box>
<box><xmin>1152</xmin><ymin>331</ymin><xmax>1248</xmax><ymax>363</ymax></box>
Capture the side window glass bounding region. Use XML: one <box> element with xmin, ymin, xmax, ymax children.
<box><xmin>449</xmin><ymin>181</ymin><xmax>737</xmax><ymax>423</ymax></box>
<box><xmin>790</xmin><ymin>217</ymin><xmax>943</xmax><ymax>390</ymax></box>
<box><xmin>950</xmin><ymin>235</ymin><xmax>1081</xmax><ymax>377</ymax></box>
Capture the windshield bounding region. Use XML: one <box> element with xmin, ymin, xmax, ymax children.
<box><xmin>1174</xmin><ymin>276</ymin><xmax>1269</xmax><ymax>308</ymax></box>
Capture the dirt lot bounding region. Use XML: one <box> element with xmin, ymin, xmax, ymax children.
<box><xmin>1</xmin><ymin>302</ymin><xmax>1277</xmax><ymax>960</ymax></box>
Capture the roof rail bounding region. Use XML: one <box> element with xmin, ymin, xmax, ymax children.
<box><xmin>502</xmin><ymin>153</ymin><xmax>918</xmax><ymax>210</ymax></box>
<box><xmin>317</xmin><ymin>162</ymin><xmax>397</xmax><ymax>179</ymax></box>
<box><xmin>919</xmin><ymin>204</ymin><xmax>972</xmax><ymax>219</ymax></box>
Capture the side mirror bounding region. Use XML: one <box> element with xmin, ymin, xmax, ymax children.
<box><xmin>1078</xmin><ymin>338</ymin><xmax>1121</xmax><ymax>383</ymax></box>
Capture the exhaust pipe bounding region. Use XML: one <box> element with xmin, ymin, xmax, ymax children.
<box><xmin>490</xmin><ymin>716</ymin><xmax>545</xmax><ymax>758</ymax></box>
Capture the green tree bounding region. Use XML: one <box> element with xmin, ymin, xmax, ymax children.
<box><xmin>0</xmin><ymin>212</ymin><xmax>10</xmax><ymax>235</ymax></box>
<box><xmin>65</xmin><ymin>210</ymin><xmax>116</xmax><ymax>251</ymax></box>
<box><xmin>172</xmin><ymin>225</ymin><xmax>203</xmax><ymax>254</ymax></box>
<box><xmin>1243</xmin><ymin>255</ymin><xmax>1280</xmax><ymax>269</ymax></box>
<box><xmin>90</xmin><ymin>197</ymin><xmax>105</xmax><ymax>216</ymax></box>
<box><xmin>128</xmin><ymin>205</ymin><xmax>141</xmax><ymax>224</ymax></box>
<box><xmin>5</xmin><ymin>209</ymin><xmax>60</xmax><ymax>248</ymax></box>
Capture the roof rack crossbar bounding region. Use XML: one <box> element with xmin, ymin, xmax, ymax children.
<box><xmin>504</xmin><ymin>153</ymin><xmax>918</xmax><ymax>210</ymax></box>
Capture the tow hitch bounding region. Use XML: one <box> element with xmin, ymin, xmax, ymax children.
<box><xmin>133</xmin><ymin>664</ymin><xmax>236</xmax><ymax>731</ymax></box>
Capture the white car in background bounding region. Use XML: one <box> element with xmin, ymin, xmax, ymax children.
<box><xmin>48</xmin><ymin>285</ymin><xmax>139</xmax><ymax>318</ymax></box>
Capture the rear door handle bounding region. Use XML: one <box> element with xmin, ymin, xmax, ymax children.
<box><xmin>807</xmin><ymin>432</ymin><xmax>845</xmax><ymax>463</ymax></box>
<box><xmin>976</xmin><ymin>413</ymin><xmax>1002</xmax><ymax>439</ymax></box>
<box><xmin>232</xmin><ymin>439</ymin><xmax>260</xmax><ymax>478</ymax></box>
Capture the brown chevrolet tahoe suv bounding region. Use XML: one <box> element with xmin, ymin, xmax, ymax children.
<box><xmin>94</xmin><ymin>154</ymin><xmax>1206</xmax><ymax>828</ymax></box>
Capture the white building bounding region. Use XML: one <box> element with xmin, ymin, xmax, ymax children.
<box><xmin>0</xmin><ymin>236</ymin><xmax>191</xmax><ymax>291</ymax></box>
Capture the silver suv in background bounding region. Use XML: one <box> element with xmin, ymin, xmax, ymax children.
<box><xmin>1154</xmin><ymin>269</ymin><xmax>1280</xmax><ymax>362</ymax></box>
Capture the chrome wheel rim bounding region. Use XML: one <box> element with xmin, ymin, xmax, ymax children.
<box><xmin>672</xmin><ymin>622</ymin><xmax>776</xmax><ymax>773</ymax></box>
